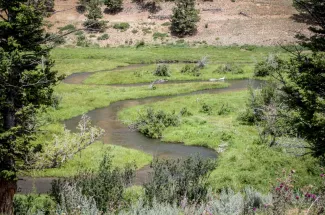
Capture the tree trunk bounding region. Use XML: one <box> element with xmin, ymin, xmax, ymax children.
<box><xmin>0</xmin><ymin>179</ymin><xmax>17</xmax><ymax>215</ymax></box>
<box><xmin>1</xmin><ymin>94</ymin><xmax>17</xmax><ymax>215</ymax></box>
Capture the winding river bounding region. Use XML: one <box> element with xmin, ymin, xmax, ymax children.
<box><xmin>17</xmin><ymin>65</ymin><xmax>263</xmax><ymax>194</ymax></box>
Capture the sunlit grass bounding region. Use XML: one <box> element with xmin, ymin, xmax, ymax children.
<box><xmin>118</xmin><ymin>90</ymin><xmax>321</xmax><ymax>192</ymax></box>
<box><xmin>84</xmin><ymin>63</ymin><xmax>254</xmax><ymax>85</ymax></box>
<box><xmin>27</xmin><ymin>142</ymin><xmax>152</xmax><ymax>177</ymax></box>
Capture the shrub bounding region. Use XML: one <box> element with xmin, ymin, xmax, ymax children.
<box><xmin>135</xmin><ymin>40</ymin><xmax>145</xmax><ymax>48</ymax></box>
<box><xmin>144</xmin><ymin>156</ymin><xmax>216</xmax><ymax>205</ymax></box>
<box><xmin>77</xmin><ymin>0</ymin><xmax>90</xmax><ymax>13</ymax></box>
<box><xmin>83</xmin><ymin>0</ymin><xmax>106</xmax><ymax>32</ymax></box>
<box><xmin>197</xmin><ymin>56</ymin><xmax>208</xmax><ymax>68</ymax></box>
<box><xmin>113</xmin><ymin>22</ymin><xmax>130</xmax><ymax>31</ymax></box>
<box><xmin>217</xmin><ymin>103</ymin><xmax>232</xmax><ymax>115</ymax></box>
<box><xmin>51</xmin><ymin>154</ymin><xmax>136</xmax><ymax>213</ymax></box>
<box><xmin>14</xmin><ymin>194</ymin><xmax>56</xmax><ymax>215</ymax></box>
<box><xmin>58</xmin><ymin>24</ymin><xmax>76</xmax><ymax>33</ymax></box>
<box><xmin>131</xmin><ymin>29</ymin><xmax>138</xmax><ymax>34</ymax></box>
<box><xmin>97</xmin><ymin>33</ymin><xmax>110</xmax><ymax>40</ymax></box>
<box><xmin>44</xmin><ymin>0</ymin><xmax>55</xmax><ymax>12</ymax></box>
<box><xmin>46</xmin><ymin>33</ymin><xmax>66</xmax><ymax>45</ymax></box>
<box><xmin>133</xmin><ymin>108</ymin><xmax>180</xmax><ymax>138</ymax></box>
<box><xmin>171</xmin><ymin>0</ymin><xmax>200</xmax><ymax>36</ymax></box>
<box><xmin>56</xmin><ymin>183</ymin><xmax>99</xmax><ymax>215</ymax></box>
<box><xmin>153</xmin><ymin>64</ymin><xmax>170</xmax><ymax>77</ymax></box>
<box><xmin>215</xmin><ymin>63</ymin><xmax>244</xmax><ymax>74</ymax></box>
<box><xmin>200</xmin><ymin>103</ymin><xmax>212</xmax><ymax>115</ymax></box>
<box><xmin>161</xmin><ymin>22</ymin><xmax>171</xmax><ymax>26</ymax></box>
<box><xmin>142</xmin><ymin>27</ymin><xmax>152</xmax><ymax>34</ymax></box>
<box><xmin>74</xmin><ymin>30</ymin><xmax>84</xmax><ymax>36</ymax></box>
<box><xmin>76</xmin><ymin>35</ymin><xmax>91</xmax><ymax>47</ymax></box>
<box><xmin>104</xmin><ymin>0</ymin><xmax>123</xmax><ymax>13</ymax></box>
<box><xmin>254</xmin><ymin>54</ymin><xmax>287</xmax><ymax>77</ymax></box>
<box><xmin>240</xmin><ymin>44</ymin><xmax>256</xmax><ymax>51</ymax></box>
<box><xmin>153</xmin><ymin>32</ymin><xmax>168</xmax><ymax>40</ymax></box>
<box><xmin>180</xmin><ymin>107</ymin><xmax>193</xmax><ymax>116</ymax></box>
<box><xmin>180</xmin><ymin>64</ymin><xmax>201</xmax><ymax>76</ymax></box>
<box><xmin>83</xmin><ymin>20</ymin><xmax>107</xmax><ymax>33</ymax></box>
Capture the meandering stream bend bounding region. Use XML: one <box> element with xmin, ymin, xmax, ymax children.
<box><xmin>17</xmin><ymin>65</ymin><xmax>264</xmax><ymax>194</ymax></box>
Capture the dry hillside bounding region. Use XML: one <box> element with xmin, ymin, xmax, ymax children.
<box><xmin>49</xmin><ymin>0</ymin><xmax>310</xmax><ymax>46</ymax></box>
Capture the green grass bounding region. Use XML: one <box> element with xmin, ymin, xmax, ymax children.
<box><xmin>52</xmin><ymin>46</ymin><xmax>289</xmax><ymax>76</ymax></box>
<box><xmin>53</xmin><ymin>59</ymin><xmax>128</xmax><ymax>76</ymax></box>
<box><xmin>28</xmin><ymin>46</ymin><xmax>299</xmax><ymax>185</ymax></box>
<box><xmin>47</xmin><ymin>82</ymin><xmax>228</xmax><ymax>122</ymax></box>
<box><xmin>27</xmin><ymin>142</ymin><xmax>152</xmax><ymax>177</ymax></box>
<box><xmin>118</xmin><ymin>90</ymin><xmax>321</xmax><ymax>192</ymax></box>
<box><xmin>25</xmin><ymin>81</ymin><xmax>227</xmax><ymax>177</ymax></box>
<box><xmin>84</xmin><ymin>63</ymin><xmax>254</xmax><ymax>85</ymax></box>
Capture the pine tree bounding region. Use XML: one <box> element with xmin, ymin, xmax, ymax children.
<box><xmin>104</xmin><ymin>0</ymin><xmax>123</xmax><ymax>14</ymax></box>
<box><xmin>171</xmin><ymin>0</ymin><xmax>200</xmax><ymax>36</ymax></box>
<box><xmin>293</xmin><ymin>0</ymin><xmax>325</xmax><ymax>51</ymax></box>
<box><xmin>0</xmin><ymin>1</ymin><xmax>62</xmax><ymax>213</ymax></box>
<box><xmin>83</xmin><ymin>0</ymin><xmax>106</xmax><ymax>32</ymax></box>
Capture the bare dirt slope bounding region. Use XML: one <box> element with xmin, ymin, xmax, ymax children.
<box><xmin>50</xmin><ymin>0</ymin><xmax>310</xmax><ymax>46</ymax></box>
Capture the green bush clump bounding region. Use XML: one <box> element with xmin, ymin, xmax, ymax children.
<box><xmin>153</xmin><ymin>32</ymin><xmax>168</xmax><ymax>40</ymax></box>
<box><xmin>200</xmin><ymin>103</ymin><xmax>212</xmax><ymax>115</ymax></box>
<box><xmin>113</xmin><ymin>22</ymin><xmax>130</xmax><ymax>31</ymax></box>
<box><xmin>238</xmin><ymin>83</ymin><xmax>278</xmax><ymax>125</ymax></box>
<box><xmin>153</xmin><ymin>64</ymin><xmax>170</xmax><ymax>77</ymax></box>
<box><xmin>171</xmin><ymin>0</ymin><xmax>200</xmax><ymax>36</ymax></box>
<box><xmin>83</xmin><ymin>20</ymin><xmax>107</xmax><ymax>33</ymax></box>
<box><xmin>254</xmin><ymin>55</ymin><xmax>287</xmax><ymax>77</ymax></box>
<box><xmin>240</xmin><ymin>44</ymin><xmax>256</xmax><ymax>51</ymax></box>
<box><xmin>58</xmin><ymin>24</ymin><xmax>76</xmax><ymax>33</ymax></box>
<box><xmin>46</xmin><ymin>33</ymin><xmax>66</xmax><ymax>45</ymax></box>
<box><xmin>180</xmin><ymin>107</ymin><xmax>193</xmax><ymax>116</ymax></box>
<box><xmin>217</xmin><ymin>103</ymin><xmax>232</xmax><ymax>115</ymax></box>
<box><xmin>83</xmin><ymin>0</ymin><xmax>107</xmax><ymax>32</ymax></box>
<box><xmin>144</xmin><ymin>156</ymin><xmax>216</xmax><ymax>204</ymax></box>
<box><xmin>161</xmin><ymin>22</ymin><xmax>171</xmax><ymax>26</ymax></box>
<box><xmin>76</xmin><ymin>35</ymin><xmax>91</xmax><ymax>47</ymax></box>
<box><xmin>97</xmin><ymin>33</ymin><xmax>110</xmax><ymax>40</ymax></box>
<box><xmin>180</xmin><ymin>64</ymin><xmax>201</xmax><ymax>76</ymax></box>
<box><xmin>104</xmin><ymin>0</ymin><xmax>123</xmax><ymax>13</ymax></box>
<box><xmin>14</xmin><ymin>194</ymin><xmax>56</xmax><ymax>215</ymax></box>
<box><xmin>135</xmin><ymin>40</ymin><xmax>145</xmax><ymax>48</ymax></box>
<box><xmin>215</xmin><ymin>63</ymin><xmax>244</xmax><ymax>74</ymax></box>
<box><xmin>134</xmin><ymin>108</ymin><xmax>180</xmax><ymax>138</ymax></box>
<box><xmin>142</xmin><ymin>27</ymin><xmax>152</xmax><ymax>34</ymax></box>
<box><xmin>50</xmin><ymin>153</ymin><xmax>136</xmax><ymax>213</ymax></box>
<box><xmin>74</xmin><ymin>30</ymin><xmax>84</xmax><ymax>36</ymax></box>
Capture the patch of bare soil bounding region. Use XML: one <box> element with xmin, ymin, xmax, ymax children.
<box><xmin>49</xmin><ymin>0</ymin><xmax>310</xmax><ymax>46</ymax></box>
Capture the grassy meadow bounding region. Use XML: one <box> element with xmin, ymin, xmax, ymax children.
<box><xmin>26</xmin><ymin>45</ymin><xmax>320</xmax><ymax>192</ymax></box>
<box><xmin>118</xmin><ymin>90</ymin><xmax>320</xmax><ymax>191</ymax></box>
<box><xmin>52</xmin><ymin>46</ymin><xmax>288</xmax><ymax>76</ymax></box>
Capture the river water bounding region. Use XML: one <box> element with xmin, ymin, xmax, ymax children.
<box><xmin>17</xmin><ymin>66</ymin><xmax>264</xmax><ymax>194</ymax></box>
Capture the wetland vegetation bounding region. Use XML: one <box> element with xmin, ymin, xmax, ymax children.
<box><xmin>1</xmin><ymin>0</ymin><xmax>324</xmax><ymax>214</ymax></box>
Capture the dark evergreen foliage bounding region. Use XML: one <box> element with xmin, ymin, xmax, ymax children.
<box><xmin>0</xmin><ymin>0</ymin><xmax>62</xmax><ymax>213</ymax></box>
<box><xmin>170</xmin><ymin>0</ymin><xmax>200</xmax><ymax>36</ymax></box>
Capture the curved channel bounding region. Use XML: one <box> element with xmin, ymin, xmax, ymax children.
<box><xmin>18</xmin><ymin>65</ymin><xmax>264</xmax><ymax>194</ymax></box>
